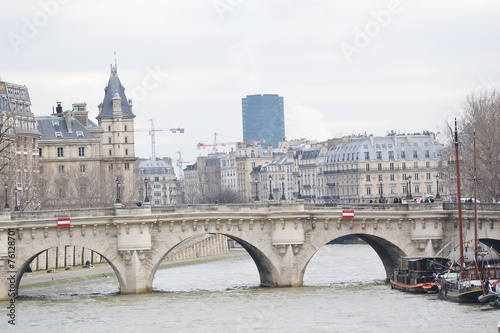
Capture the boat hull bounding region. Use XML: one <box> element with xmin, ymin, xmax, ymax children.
<box><xmin>437</xmin><ymin>286</ymin><xmax>484</xmax><ymax>303</ymax></box>
<box><xmin>390</xmin><ymin>279</ymin><xmax>426</xmax><ymax>293</ymax></box>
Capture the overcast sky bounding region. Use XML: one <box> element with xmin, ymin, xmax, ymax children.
<box><xmin>2</xmin><ymin>0</ymin><xmax>499</xmax><ymax>168</ymax></box>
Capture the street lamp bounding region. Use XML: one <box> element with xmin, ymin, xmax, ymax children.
<box><xmin>4</xmin><ymin>183</ymin><xmax>9</xmax><ymax>210</ymax></box>
<box><xmin>406</xmin><ymin>175</ymin><xmax>413</xmax><ymax>200</ymax></box>
<box><xmin>253</xmin><ymin>179</ymin><xmax>259</xmax><ymax>201</ymax></box>
<box><xmin>379</xmin><ymin>178</ymin><xmax>383</xmax><ymax>199</ymax></box>
<box><xmin>297</xmin><ymin>175</ymin><xmax>302</xmax><ymax>200</ymax></box>
<box><xmin>115</xmin><ymin>177</ymin><xmax>121</xmax><ymax>204</ymax></box>
<box><xmin>435</xmin><ymin>174</ymin><xmax>441</xmax><ymax>199</ymax></box>
<box><xmin>268</xmin><ymin>175</ymin><xmax>274</xmax><ymax>201</ymax></box>
<box><xmin>144</xmin><ymin>177</ymin><xmax>150</xmax><ymax>203</ymax></box>
<box><xmin>14</xmin><ymin>187</ymin><xmax>19</xmax><ymax>211</ymax></box>
<box><xmin>281</xmin><ymin>177</ymin><xmax>286</xmax><ymax>201</ymax></box>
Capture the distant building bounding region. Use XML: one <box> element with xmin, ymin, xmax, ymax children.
<box><xmin>136</xmin><ymin>158</ymin><xmax>177</xmax><ymax>206</ymax></box>
<box><xmin>0</xmin><ymin>80</ymin><xmax>40</xmax><ymax>210</ymax></box>
<box><xmin>242</xmin><ymin>94</ymin><xmax>285</xmax><ymax>148</ymax></box>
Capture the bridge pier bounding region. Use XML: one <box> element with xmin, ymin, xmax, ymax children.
<box><xmin>118</xmin><ymin>249</ymin><xmax>152</xmax><ymax>294</ymax></box>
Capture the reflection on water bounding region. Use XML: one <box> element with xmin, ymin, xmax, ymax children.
<box><xmin>4</xmin><ymin>245</ymin><xmax>499</xmax><ymax>332</ymax></box>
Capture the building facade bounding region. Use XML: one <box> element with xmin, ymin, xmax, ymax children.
<box><xmin>242</xmin><ymin>94</ymin><xmax>285</xmax><ymax>148</ymax></box>
<box><xmin>0</xmin><ymin>80</ymin><xmax>40</xmax><ymax>211</ymax></box>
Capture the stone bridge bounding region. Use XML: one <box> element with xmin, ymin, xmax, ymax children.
<box><xmin>1</xmin><ymin>202</ymin><xmax>500</xmax><ymax>300</ymax></box>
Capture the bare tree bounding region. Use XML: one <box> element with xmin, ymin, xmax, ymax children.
<box><xmin>459</xmin><ymin>89</ymin><xmax>500</xmax><ymax>202</ymax></box>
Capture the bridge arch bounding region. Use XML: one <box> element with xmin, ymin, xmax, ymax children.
<box><xmin>148</xmin><ymin>232</ymin><xmax>280</xmax><ymax>288</ymax></box>
<box><xmin>299</xmin><ymin>234</ymin><xmax>406</xmax><ymax>285</ymax></box>
<box><xmin>13</xmin><ymin>238</ymin><xmax>127</xmax><ymax>296</ymax></box>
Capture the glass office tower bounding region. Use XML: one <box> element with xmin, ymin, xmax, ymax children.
<box><xmin>242</xmin><ymin>94</ymin><xmax>285</xmax><ymax>148</ymax></box>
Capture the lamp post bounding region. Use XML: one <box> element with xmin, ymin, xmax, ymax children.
<box><xmin>406</xmin><ymin>175</ymin><xmax>413</xmax><ymax>200</ymax></box>
<box><xmin>14</xmin><ymin>187</ymin><xmax>19</xmax><ymax>211</ymax></box>
<box><xmin>379</xmin><ymin>178</ymin><xmax>383</xmax><ymax>199</ymax></box>
<box><xmin>281</xmin><ymin>177</ymin><xmax>286</xmax><ymax>201</ymax></box>
<box><xmin>4</xmin><ymin>183</ymin><xmax>9</xmax><ymax>210</ymax></box>
<box><xmin>297</xmin><ymin>175</ymin><xmax>302</xmax><ymax>200</ymax></box>
<box><xmin>144</xmin><ymin>177</ymin><xmax>150</xmax><ymax>203</ymax></box>
<box><xmin>115</xmin><ymin>177</ymin><xmax>121</xmax><ymax>204</ymax></box>
<box><xmin>253</xmin><ymin>179</ymin><xmax>259</xmax><ymax>201</ymax></box>
<box><xmin>435</xmin><ymin>174</ymin><xmax>441</xmax><ymax>199</ymax></box>
<box><xmin>268</xmin><ymin>175</ymin><xmax>274</xmax><ymax>201</ymax></box>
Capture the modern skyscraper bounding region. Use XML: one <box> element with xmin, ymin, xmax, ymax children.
<box><xmin>242</xmin><ymin>94</ymin><xmax>285</xmax><ymax>148</ymax></box>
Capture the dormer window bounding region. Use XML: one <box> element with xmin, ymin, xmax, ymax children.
<box><xmin>52</xmin><ymin>120</ymin><xmax>59</xmax><ymax>126</ymax></box>
<box><xmin>76</xmin><ymin>131</ymin><xmax>84</xmax><ymax>137</ymax></box>
<box><xmin>55</xmin><ymin>132</ymin><xmax>62</xmax><ymax>138</ymax></box>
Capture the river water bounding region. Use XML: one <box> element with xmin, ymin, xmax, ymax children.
<box><xmin>3</xmin><ymin>244</ymin><xmax>499</xmax><ymax>332</ymax></box>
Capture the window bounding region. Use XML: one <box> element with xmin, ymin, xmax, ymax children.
<box><xmin>364</xmin><ymin>152</ymin><xmax>369</xmax><ymax>159</ymax></box>
<box><xmin>58</xmin><ymin>165</ymin><xmax>65</xmax><ymax>173</ymax></box>
<box><xmin>78</xmin><ymin>147</ymin><xmax>85</xmax><ymax>157</ymax></box>
<box><xmin>427</xmin><ymin>185</ymin><xmax>432</xmax><ymax>193</ymax></box>
<box><xmin>415</xmin><ymin>185</ymin><xmax>420</xmax><ymax>193</ymax></box>
<box><xmin>76</xmin><ymin>131</ymin><xmax>84</xmax><ymax>137</ymax></box>
<box><xmin>425</xmin><ymin>150</ymin><xmax>430</xmax><ymax>158</ymax></box>
<box><xmin>38</xmin><ymin>148</ymin><xmax>42</xmax><ymax>158</ymax></box>
<box><xmin>378</xmin><ymin>163</ymin><xmax>382</xmax><ymax>171</ymax></box>
<box><xmin>57</xmin><ymin>147</ymin><xmax>64</xmax><ymax>157</ymax></box>
<box><xmin>376</xmin><ymin>151</ymin><xmax>382</xmax><ymax>159</ymax></box>
<box><xmin>125</xmin><ymin>163</ymin><xmax>130</xmax><ymax>170</ymax></box>
<box><xmin>390</xmin><ymin>163</ymin><xmax>394</xmax><ymax>170</ymax></box>
<box><xmin>80</xmin><ymin>165</ymin><xmax>86</xmax><ymax>173</ymax></box>
<box><xmin>366</xmin><ymin>187</ymin><xmax>371</xmax><ymax>195</ymax></box>
<box><xmin>378</xmin><ymin>174</ymin><xmax>382</xmax><ymax>182</ymax></box>
<box><xmin>426</xmin><ymin>161</ymin><xmax>430</xmax><ymax>169</ymax></box>
<box><xmin>402</xmin><ymin>162</ymin><xmax>406</xmax><ymax>170</ymax></box>
<box><xmin>55</xmin><ymin>132</ymin><xmax>62</xmax><ymax>138</ymax></box>
<box><xmin>125</xmin><ymin>149</ymin><xmax>128</xmax><ymax>156</ymax></box>
<box><xmin>125</xmin><ymin>137</ymin><xmax>128</xmax><ymax>143</ymax></box>
<box><xmin>52</xmin><ymin>120</ymin><xmax>59</xmax><ymax>126</ymax></box>
<box><xmin>389</xmin><ymin>151</ymin><xmax>394</xmax><ymax>159</ymax></box>
<box><xmin>414</xmin><ymin>162</ymin><xmax>418</xmax><ymax>169</ymax></box>
<box><xmin>108</xmin><ymin>138</ymin><xmax>111</xmax><ymax>144</ymax></box>
<box><xmin>413</xmin><ymin>151</ymin><xmax>418</xmax><ymax>158</ymax></box>
<box><xmin>426</xmin><ymin>173</ymin><xmax>431</xmax><ymax>180</ymax></box>
<box><xmin>155</xmin><ymin>176</ymin><xmax>160</xmax><ymax>182</ymax></box>
<box><xmin>109</xmin><ymin>164</ymin><xmax>113</xmax><ymax>170</ymax></box>
<box><xmin>109</xmin><ymin>149</ymin><xmax>112</xmax><ymax>156</ymax></box>
<box><xmin>366</xmin><ymin>175</ymin><xmax>371</xmax><ymax>182</ymax></box>
<box><xmin>108</xmin><ymin>126</ymin><xmax>111</xmax><ymax>132</ymax></box>
<box><xmin>366</xmin><ymin>164</ymin><xmax>370</xmax><ymax>171</ymax></box>
<box><xmin>414</xmin><ymin>173</ymin><xmax>419</xmax><ymax>180</ymax></box>
<box><xmin>124</xmin><ymin>125</ymin><xmax>128</xmax><ymax>131</ymax></box>
<box><xmin>390</xmin><ymin>174</ymin><xmax>395</xmax><ymax>181</ymax></box>
<box><xmin>401</xmin><ymin>151</ymin><xmax>406</xmax><ymax>159</ymax></box>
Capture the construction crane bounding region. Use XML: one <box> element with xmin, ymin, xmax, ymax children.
<box><xmin>175</xmin><ymin>151</ymin><xmax>189</xmax><ymax>179</ymax></box>
<box><xmin>196</xmin><ymin>132</ymin><xmax>265</xmax><ymax>152</ymax></box>
<box><xmin>136</xmin><ymin>120</ymin><xmax>185</xmax><ymax>160</ymax></box>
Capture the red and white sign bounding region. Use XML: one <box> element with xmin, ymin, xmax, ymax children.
<box><xmin>58</xmin><ymin>218</ymin><xmax>70</xmax><ymax>227</ymax></box>
<box><xmin>342</xmin><ymin>210</ymin><xmax>354</xmax><ymax>219</ymax></box>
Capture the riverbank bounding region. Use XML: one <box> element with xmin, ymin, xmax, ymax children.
<box><xmin>20</xmin><ymin>249</ymin><xmax>248</xmax><ymax>288</ymax></box>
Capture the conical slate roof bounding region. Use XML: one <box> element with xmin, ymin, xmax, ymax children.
<box><xmin>97</xmin><ymin>64</ymin><xmax>134</xmax><ymax>119</ymax></box>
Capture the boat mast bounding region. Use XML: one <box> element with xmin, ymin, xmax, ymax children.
<box><xmin>454</xmin><ymin>119</ymin><xmax>465</xmax><ymax>266</ymax></box>
<box><xmin>473</xmin><ymin>129</ymin><xmax>478</xmax><ymax>265</ymax></box>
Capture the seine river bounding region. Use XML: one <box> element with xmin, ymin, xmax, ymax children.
<box><xmin>2</xmin><ymin>244</ymin><xmax>499</xmax><ymax>332</ymax></box>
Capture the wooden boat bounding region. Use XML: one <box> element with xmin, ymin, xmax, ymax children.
<box><xmin>436</xmin><ymin>124</ymin><xmax>496</xmax><ymax>303</ymax></box>
<box><xmin>390</xmin><ymin>256</ymin><xmax>450</xmax><ymax>293</ymax></box>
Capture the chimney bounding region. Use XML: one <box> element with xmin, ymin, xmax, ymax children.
<box><xmin>55</xmin><ymin>102</ymin><xmax>63</xmax><ymax>115</ymax></box>
<box><xmin>72</xmin><ymin>102</ymin><xmax>88</xmax><ymax>127</ymax></box>
<box><xmin>63</xmin><ymin>110</ymin><xmax>73</xmax><ymax>133</ymax></box>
